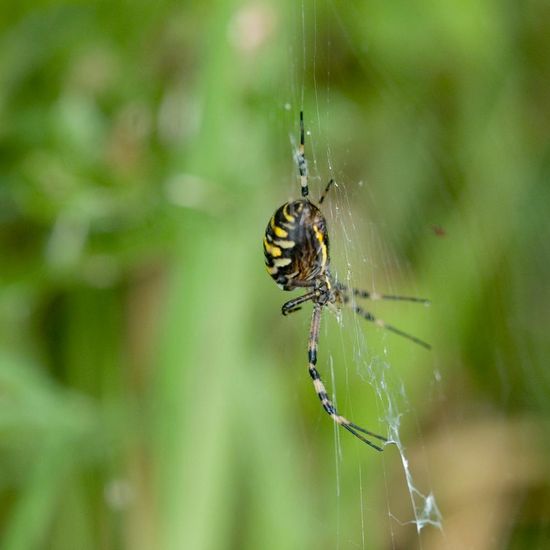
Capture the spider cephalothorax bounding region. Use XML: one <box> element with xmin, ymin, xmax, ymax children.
<box><xmin>263</xmin><ymin>112</ymin><xmax>430</xmax><ymax>450</ymax></box>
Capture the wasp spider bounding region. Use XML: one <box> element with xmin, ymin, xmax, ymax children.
<box><xmin>263</xmin><ymin>112</ymin><xmax>430</xmax><ymax>451</ymax></box>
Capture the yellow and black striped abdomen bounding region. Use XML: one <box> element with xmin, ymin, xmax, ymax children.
<box><xmin>263</xmin><ymin>199</ymin><xmax>330</xmax><ymax>291</ymax></box>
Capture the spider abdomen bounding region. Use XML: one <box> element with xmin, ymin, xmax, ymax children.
<box><xmin>263</xmin><ymin>199</ymin><xmax>330</xmax><ymax>290</ymax></box>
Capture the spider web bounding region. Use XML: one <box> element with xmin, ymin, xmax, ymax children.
<box><xmin>323</xmin><ymin>166</ymin><xmax>443</xmax><ymax>540</ymax></box>
<box><xmin>281</xmin><ymin>0</ymin><xmax>443</xmax><ymax>545</ymax></box>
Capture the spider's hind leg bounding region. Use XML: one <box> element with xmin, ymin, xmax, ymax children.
<box><xmin>297</xmin><ymin>111</ymin><xmax>308</xmax><ymax>198</ymax></box>
<box><xmin>319</xmin><ymin>179</ymin><xmax>335</xmax><ymax>205</ymax></box>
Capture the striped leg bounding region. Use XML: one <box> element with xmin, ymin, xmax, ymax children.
<box><xmin>350</xmin><ymin>287</ymin><xmax>430</xmax><ymax>305</ymax></box>
<box><xmin>297</xmin><ymin>111</ymin><xmax>308</xmax><ymax>197</ymax></box>
<box><xmin>353</xmin><ymin>305</ymin><xmax>431</xmax><ymax>350</ymax></box>
<box><xmin>281</xmin><ymin>290</ymin><xmax>318</xmax><ymax>316</ymax></box>
<box><xmin>308</xmin><ymin>304</ymin><xmax>387</xmax><ymax>451</ymax></box>
<box><xmin>295</xmin><ymin>113</ymin><xmax>333</xmax><ymax>204</ymax></box>
<box><xmin>336</xmin><ymin>284</ymin><xmax>431</xmax><ymax>349</ymax></box>
<box><xmin>319</xmin><ymin>179</ymin><xmax>334</xmax><ymax>205</ymax></box>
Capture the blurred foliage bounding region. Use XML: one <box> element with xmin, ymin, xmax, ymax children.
<box><xmin>1</xmin><ymin>1</ymin><xmax>550</xmax><ymax>549</ymax></box>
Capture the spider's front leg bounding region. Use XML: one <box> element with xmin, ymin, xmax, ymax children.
<box><xmin>281</xmin><ymin>290</ymin><xmax>318</xmax><ymax>316</ymax></box>
<box><xmin>307</xmin><ymin>304</ymin><xmax>388</xmax><ymax>450</ymax></box>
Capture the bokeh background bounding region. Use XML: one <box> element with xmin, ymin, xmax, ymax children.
<box><xmin>1</xmin><ymin>1</ymin><xmax>550</xmax><ymax>549</ymax></box>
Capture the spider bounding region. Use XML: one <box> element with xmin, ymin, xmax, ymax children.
<box><xmin>263</xmin><ymin>112</ymin><xmax>430</xmax><ymax>451</ymax></box>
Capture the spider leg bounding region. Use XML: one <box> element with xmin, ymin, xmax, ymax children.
<box><xmin>297</xmin><ymin>111</ymin><xmax>308</xmax><ymax>198</ymax></box>
<box><xmin>338</xmin><ymin>283</ymin><xmax>430</xmax><ymax>305</ymax></box>
<box><xmin>319</xmin><ymin>179</ymin><xmax>335</xmax><ymax>205</ymax></box>
<box><xmin>352</xmin><ymin>305</ymin><xmax>431</xmax><ymax>349</ymax></box>
<box><xmin>281</xmin><ymin>290</ymin><xmax>318</xmax><ymax>316</ymax></box>
<box><xmin>308</xmin><ymin>304</ymin><xmax>387</xmax><ymax>450</ymax></box>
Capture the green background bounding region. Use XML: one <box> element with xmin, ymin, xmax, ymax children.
<box><xmin>1</xmin><ymin>1</ymin><xmax>550</xmax><ymax>548</ymax></box>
